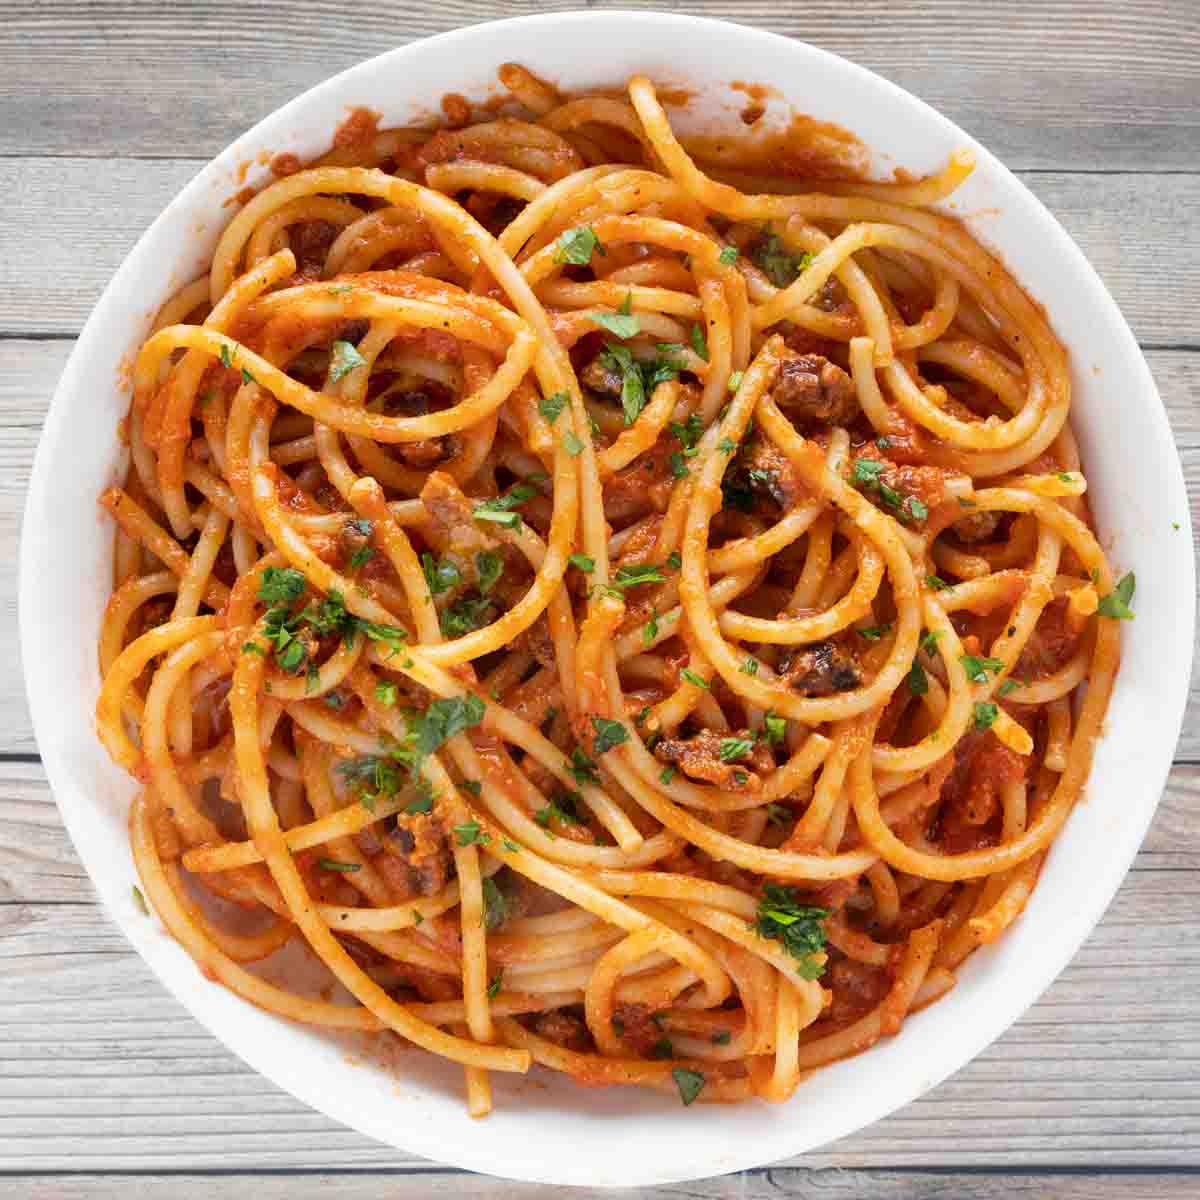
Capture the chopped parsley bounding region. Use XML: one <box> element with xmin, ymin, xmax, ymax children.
<box><xmin>415</xmin><ymin>695</ymin><xmax>487</xmax><ymax>759</ymax></box>
<box><xmin>643</xmin><ymin>614</ymin><xmax>660</xmax><ymax>644</ymax></box>
<box><xmin>973</xmin><ymin>701</ymin><xmax>999</xmax><ymax>731</ymax></box>
<box><xmin>609</xmin><ymin>563</ymin><xmax>667</xmax><ymax>591</ymax></box>
<box><xmin>718</xmin><ymin>737</ymin><xmax>755</xmax><ymax>762</ymax></box>
<box><xmin>998</xmin><ymin>679</ymin><xmax>1019</xmax><ymax>697</ymax></box>
<box><xmin>473</xmin><ymin>482</ymin><xmax>537</xmax><ymax>530</ymax></box>
<box><xmin>752</xmin><ymin>234</ymin><xmax>813</xmax><ymax>289</ymax></box>
<box><xmin>563</xmin><ymin>430</ymin><xmax>585</xmax><ymax>456</ymax></box>
<box><xmin>591</xmin><ymin>717</ymin><xmax>628</xmax><ymax>755</ymax></box>
<box><xmin>256</xmin><ymin>569</ymin><xmax>409</xmax><ymax>673</ymax></box>
<box><xmin>718</xmin><ymin>245</ymin><xmax>739</xmax><ymax>266</ymax></box>
<box><xmin>454</xmin><ymin>820</ymin><xmax>489</xmax><ymax>847</ymax></box>
<box><xmin>330</xmin><ymin>339</ymin><xmax>367</xmax><ymax>384</ymax></box>
<box><xmin>754</xmin><ymin>884</ymin><xmax>829</xmax><ymax>980</ymax></box>
<box><xmin>680</xmin><ymin>668</ymin><xmax>709</xmax><ymax>689</ymax></box>
<box><xmin>925</xmin><ymin>573</ymin><xmax>950</xmax><ymax>591</ymax></box>
<box><xmin>568</xmin><ymin>747</ymin><xmax>601</xmax><ymax>787</ymax></box>
<box><xmin>554</xmin><ymin>225</ymin><xmax>604</xmax><ymax>266</ymax></box>
<box><xmin>764</xmin><ymin>713</ymin><xmax>786</xmax><ymax>745</ymax></box>
<box><xmin>591</xmin><ymin>292</ymin><xmax>640</xmax><ymax>340</ymax></box>
<box><xmin>539</xmin><ymin>391</ymin><xmax>568</xmax><ymax>424</ymax></box>
<box><xmin>441</xmin><ymin>594</ymin><xmax>494</xmax><ymax>638</ymax></box>
<box><xmin>405</xmin><ymin>789</ymin><xmax>434</xmax><ymax>815</ymax></box>
<box><xmin>766</xmin><ymin>803</ymin><xmax>791</xmax><ymax>827</ymax></box>
<box><xmin>690</xmin><ymin>323</ymin><xmax>710</xmax><ymax>363</ymax></box>
<box><xmin>568</xmin><ymin>553</ymin><xmax>595</xmax><ymax>573</ymax></box>
<box><xmin>672</xmin><ymin>1066</ymin><xmax>706</xmax><ymax>1106</ymax></box>
<box><xmin>535</xmin><ymin>791</ymin><xmax>584</xmax><ymax>831</ymax></box>
<box><xmin>421</xmin><ymin>553</ymin><xmax>462</xmax><ymax>596</ymax></box>
<box><xmin>487</xmin><ymin>969</ymin><xmax>504</xmax><ymax>998</ymax></box>
<box><xmin>318</xmin><ymin>858</ymin><xmax>361</xmax><ymax>873</ymax></box>
<box><xmin>596</xmin><ymin>342</ymin><xmax>682</xmax><ymax>427</ymax></box>
<box><xmin>659</xmin><ymin>766</ymin><xmax>676</xmax><ymax>784</ymax></box>
<box><xmin>858</xmin><ymin>624</ymin><xmax>892</xmax><ymax>641</ymax></box>
<box><xmin>671</xmin><ymin>413</ymin><xmax>704</xmax><ymax>456</ymax></box>
<box><xmin>374</xmin><ymin>680</ymin><xmax>398</xmax><ymax>707</ymax></box>
<box><xmin>1097</xmin><ymin>571</ymin><xmax>1136</xmax><ymax>620</ymax></box>
<box><xmin>475</xmin><ymin>550</ymin><xmax>503</xmax><ymax>595</ymax></box>
<box><xmin>740</xmin><ymin>658</ymin><xmax>759</xmax><ymax>676</ymax></box>
<box><xmin>481</xmin><ymin>877</ymin><xmax>508</xmax><ymax>930</ymax></box>
<box><xmin>908</xmin><ymin>661</ymin><xmax>929</xmax><ymax>696</ymax></box>
<box><xmin>727</xmin><ymin>371</ymin><xmax>744</xmax><ymax>392</ymax></box>
<box><xmin>960</xmin><ymin>655</ymin><xmax>1005</xmax><ymax>683</ymax></box>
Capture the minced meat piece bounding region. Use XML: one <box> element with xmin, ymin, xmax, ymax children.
<box><xmin>653</xmin><ymin>728</ymin><xmax>772</xmax><ymax>791</ymax></box>
<box><xmin>951</xmin><ymin>507</ymin><xmax>1002</xmax><ymax>543</ymax></box>
<box><xmin>533</xmin><ymin>1008</ymin><xmax>592</xmax><ymax>1052</ymax></box>
<box><xmin>376</xmin><ymin>810</ymin><xmax>451</xmax><ymax>898</ymax></box>
<box><xmin>771</xmin><ymin>351</ymin><xmax>858</xmax><ymax>426</ymax></box>
<box><xmin>612</xmin><ymin>1003</ymin><xmax>664</xmax><ymax>1056</ymax></box>
<box><xmin>777</xmin><ymin>639</ymin><xmax>861</xmax><ymax>697</ymax></box>
<box><xmin>740</xmin><ymin>439</ymin><xmax>808</xmax><ymax>509</ymax></box>
<box><xmin>579</xmin><ymin>354</ymin><xmax>624</xmax><ymax>399</ymax></box>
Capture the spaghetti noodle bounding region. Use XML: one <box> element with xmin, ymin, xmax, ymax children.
<box><xmin>97</xmin><ymin>65</ymin><xmax>1130</xmax><ymax>1114</ymax></box>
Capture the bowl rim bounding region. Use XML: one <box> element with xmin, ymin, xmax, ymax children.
<box><xmin>20</xmin><ymin>9</ymin><xmax>1195</xmax><ymax>1186</ymax></box>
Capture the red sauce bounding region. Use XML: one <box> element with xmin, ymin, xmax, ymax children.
<box><xmin>333</xmin><ymin>106</ymin><xmax>381</xmax><ymax>149</ymax></box>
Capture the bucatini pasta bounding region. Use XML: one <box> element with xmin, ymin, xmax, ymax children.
<box><xmin>97</xmin><ymin>65</ymin><xmax>1131</xmax><ymax>1115</ymax></box>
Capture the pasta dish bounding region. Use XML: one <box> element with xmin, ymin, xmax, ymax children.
<box><xmin>95</xmin><ymin>65</ymin><xmax>1131</xmax><ymax>1113</ymax></box>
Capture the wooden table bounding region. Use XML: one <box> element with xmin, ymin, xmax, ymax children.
<box><xmin>2</xmin><ymin>3</ymin><xmax>1197</xmax><ymax>1196</ymax></box>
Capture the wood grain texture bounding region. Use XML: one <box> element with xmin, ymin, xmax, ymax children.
<box><xmin>1</xmin><ymin>1</ymin><xmax>1198</xmax><ymax>169</ymax></box>
<box><xmin>0</xmin><ymin>762</ymin><xmax>1197</xmax><ymax>1174</ymax></box>
<box><xmin>3</xmin><ymin>161</ymin><xmax>1199</xmax><ymax>343</ymax></box>
<box><xmin>5</xmin><ymin>1173</ymin><xmax>1200</xmax><ymax>1200</ymax></box>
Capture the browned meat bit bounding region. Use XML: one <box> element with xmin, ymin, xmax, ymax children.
<box><xmin>376</xmin><ymin>810</ymin><xmax>451</xmax><ymax>898</ymax></box>
<box><xmin>1014</xmin><ymin>596</ymin><xmax>1081</xmax><ymax>680</ymax></box>
<box><xmin>511</xmin><ymin>613</ymin><xmax>555</xmax><ymax>668</ymax></box>
<box><xmin>950</xmin><ymin>506</ymin><xmax>1002</xmax><ymax>543</ymax></box>
<box><xmin>533</xmin><ymin>1008</ymin><xmax>593</xmax><ymax>1052</ymax></box>
<box><xmin>935</xmin><ymin>730</ymin><xmax>1027</xmax><ymax>854</ymax></box>
<box><xmin>419</xmin><ymin>470</ymin><xmax>494</xmax><ymax>554</ymax></box>
<box><xmin>376</xmin><ymin>388</ymin><xmax>457</xmax><ymax>469</ymax></box>
<box><xmin>603</xmin><ymin>437</ymin><xmax>677</xmax><ymax>522</ymax></box>
<box><xmin>290</xmin><ymin>220</ymin><xmax>339</xmax><ymax>280</ymax></box>
<box><xmin>740</xmin><ymin>439</ymin><xmax>808</xmax><ymax>510</ymax></box>
<box><xmin>398</xmin><ymin>438</ymin><xmax>454</xmax><ymax>468</ymax></box>
<box><xmin>612</xmin><ymin>1003</ymin><xmax>665</xmax><ymax>1056</ymax></box>
<box><xmin>771</xmin><ymin>350</ymin><xmax>858</xmax><ymax>426</ymax></box>
<box><xmin>653</xmin><ymin>728</ymin><xmax>772</xmax><ymax>791</ymax></box>
<box><xmin>778</xmin><ymin>639</ymin><xmax>861</xmax><ymax>697</ymax></box>
<box><xmin>826</xmin><ymin>956</ymin><xmax>892</xmax><ymax>1025</ymax></box>
<box><xmin>850</xmin><ymin>450</ymin><xmax>949</xmax><ymax>518</ymax></box>
<box><xmin>579</xmin><ymin>354</ymin><xmax>624</xmax><ymax>399</ymax></box>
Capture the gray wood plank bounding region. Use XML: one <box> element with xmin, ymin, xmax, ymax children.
<box><xmin>0</xmin><ymin>762</ymin><xmax>1197</xmax><ymax>1172</ymax></box>
<box><xmin>2</xmin><ymin>159</ymin><xmax>1198</xmax><ymax>344</ymax></box>
<box><xmin>1</xmin><ymin>1</ymin><xmax>1197</xmax><ymax>170</ymax></box>
<box><xmin>3</xmin><ymin>1170</ymin><xmax>1199</xmax><ymax>1200</ymax></box>
<box><xmin>2</xmin><ymin>342</ymin><xmax>1197</xmax><ymax>759</ymax></box>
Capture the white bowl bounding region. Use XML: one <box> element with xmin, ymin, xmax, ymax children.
<box><xmin>20</xmin><ymin>11</ymin><xmax>1194</xmax><ymax>1187</ymax></box>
